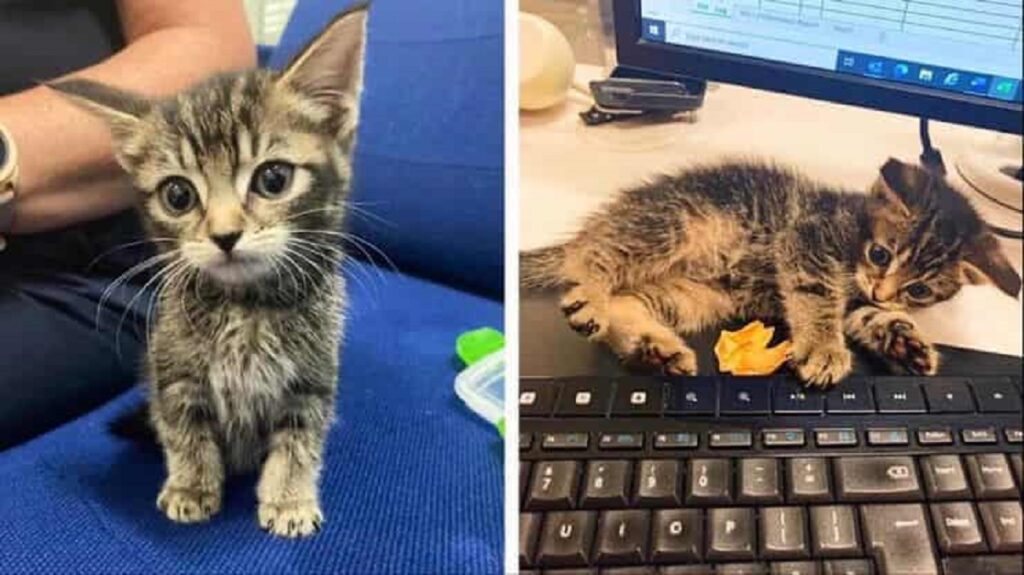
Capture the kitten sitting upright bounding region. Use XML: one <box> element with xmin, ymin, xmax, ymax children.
<box><xmin>522</xmin><ymin>159</ymin><xmax>1021</xmax><ymax>387</ymax></box>
<box><xmin>51</xmin><ymin>5</ymin><xmax>368</xmax><ymax>537</ymax></box>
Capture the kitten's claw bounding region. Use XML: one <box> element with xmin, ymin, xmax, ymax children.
<box><xmin>792</xmin><ymin>342</ymin><xmax>852</xmax><ymax>388</ymax></box>
<box><xmin>629</xmin><ymin>335</ymin><xmax>698</xmax><ymax>376</ymax></box>
<box><xmin>157</xmin><ymin>485</ymin><xmax>221</xmax><ymax>524</ymax></box>
<box><xmin>884</xmin><ymin>320</ymin><xmax>939</xmax><ymax>375</ymax></box>
<box><xmin>560</xmin><ymin>287</ymin><xmax>609</xmax><ymax>340</ymax></box>
<box><xmin>258</xmin><ymin>501</ymin><xmax>323</xmax><ymax>538</ymax></box>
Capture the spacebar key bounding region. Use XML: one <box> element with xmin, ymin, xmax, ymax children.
<box><xmin>942</xmin><ymin>555</ymin><xmax>1023</xmax><ymax>575</ymax></box>
<box><xmin>861</xmin><ymin>504</ymin><xmax>938</xmax><ymax>575</ymax></box>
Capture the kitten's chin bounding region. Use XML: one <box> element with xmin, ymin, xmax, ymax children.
<box><xmin>202</xmin><ymin>258</ymin><xmax>274</xmax><ymax>286</ymax></box>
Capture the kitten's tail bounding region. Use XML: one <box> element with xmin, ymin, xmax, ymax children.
<box><xmin>109</xmin><ymin>402</ymin><xmax>158</xmax><ymax>445</ymax></box>
<box><xmin>520</xmin><ymin>244</ymin><xmax>568</xmax><ymax>289</ymax></box>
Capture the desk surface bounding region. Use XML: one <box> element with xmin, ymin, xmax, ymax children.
<box><xmin>520</xmin><ymin>65</ymin><xmax>1023</xmax><ymax>357</ymax></box>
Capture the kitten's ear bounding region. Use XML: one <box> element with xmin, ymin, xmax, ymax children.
<box><xmin>277</xmin><ymin>3</ymin><xmax>368</xmax><ymax>144</ymax></box>
<box><xmin>47</xmin><ymin>78</ymin><xmax>150</xmax><ymax>142</ymax></box>
<box><xmin>871</xmin><ymin>158</ymin><xmax>930</xmax><ymax>216</ymax></box>
<box><xmin>960</xmin><ymin>232</ymin><xmax>1022</xmax><ymax>298</ymax></box>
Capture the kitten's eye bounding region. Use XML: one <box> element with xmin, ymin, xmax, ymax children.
<box><xmin>250</xmin><ymin>161</ymin><xmax>294</xmax><ymax>198</ymax></box>
<box><xmin>906</xmin><ymin>282</ymin><xmax>932</xmax><ymax>299</ymax></box>
<box><xmin>868</xmin><ymin>243</ymin><xmax>892</xmax><ymax>267</ymax></box>
<box><xmin>157</xmin><ymin>177</ymin><xmax>198</xmax><ymax>216</ymax></box>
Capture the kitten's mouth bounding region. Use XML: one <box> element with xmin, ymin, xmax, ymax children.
<box><xmin>203</xmin><ymin>255</ymin><xmax>273</xmax><ymax>285</ymax></box>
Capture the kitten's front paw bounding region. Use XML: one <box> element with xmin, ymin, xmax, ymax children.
<box><xmin>792</xmin><ymin>341</ymin><xmax>852</xmax><ymax>388</ymax></box>
<box><xmin>157</xmin><ymin>484</ymin><xmax>221</xmax><ymax>523</ymax></box>
<box><xmin>560</xmin><ymin>287</ymin><xmax>609</xmax><ymax>341</ymax></box>
<box><xmin>883</xmin><ymin>320</ymin><xmax>939</xmax><ymax>375</ymax></box>
<box><xmin>634</xmin><ymin>335</ymin><xmax>698</xmax><ymax>376</ymax></box>
<box><xmin>258</xmin><ymin>500</ymin><xmax>323</xmax><ymax>538</ymax></box>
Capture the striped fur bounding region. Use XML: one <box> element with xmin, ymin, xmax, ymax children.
<box><xmin>51</xmin><ymin>4</ymin><xmax>370</xmax><ymax>538</ymax></box>
<box><xmin>522</xmin><ymin>158</ymin><xmax>1020</xmax><ymax>386</ymax></box>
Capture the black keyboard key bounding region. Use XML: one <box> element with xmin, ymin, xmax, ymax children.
<box><xmin>521</xmin><ymin>512</ymin><xmax>541</xmax><ymax>567</ymax></box>
<box><xmin>581</xmin><ymin>461</ymin><xmax>631</xmax><ymax>509</ymax></box>
<box><xmin>922</xmin><ymin>378</ymin><xmax>975</xmax><ymax>413</ymax></box>
<box><xmin>556</xmin><ymin>379</ymin><xmax>613</xmax><ymax>417</ymax></box>
<box><xmin>738</xmin><ymin>458</ymin><xmax>782</xmax><ymax>504</ymax></box>
<box><xmin>653</xmin><ymin>432</ymin><xmax>698</xmax><ymax>450</ymax></box>
<box><xmin>973</xmin><ymin>377</ymin><xmax>1022</xmax><ymax>413</ymax></box>
<box><xmin>718</xmin><ymin>564</ymin><xmax>767</xmax><ymax>575</ymax></box>
<box><xmin>687</xmin><ymin>459</ymin><xmax>732</xmax><ymax>504</ymax></box>
<box><xmin>961</xmin><ymin>427</ymin><xmax>998</xmax><ymax>444</ymax></box>
<box><xmin>834</xmin><ymin>456</ymin><xmax>922</xmax><ymax>502</ymax></box>
<box><xmin>815</xmin><ymin>429</ymin><xmax>858</xmax><ymax>448</ymax></box>
<box><xmin>967</xmin><ymin>454</ymin><xmax>1017</xmax><ymax>499</ymax></box>
<box><xmin>942</xmin><ymin>556</ymin><xmax>1023</xmax><ymax>575</ymax></box>
<box><xmin>822</xmin><ymin>559</ymin><xmax>873</xmax><ymax>575</ymax></box>
<box><xmin>664</xmin><ymin>377</ymin><xmax>717</xmax><ymax>415</ymax></box>
<box><xmin>921</xmin><ymin>455</ymin><xmax>971</xmax><ymax>500</ymax></box>
<box><xmin>860</xmin><ymin>503</ymin><xmax>938</xmax><ymax>575</ymax></box>
<box><xmin>593</xmin><ymin>510</ymin><xmax>650</xmax><ymax>565</ymax></box>
<box><xmin>720</xmin><ymin>378</ymin><xmax>771</xmax><ymax>415</ymax></box>
<box><xmin>930</xmin><ymin>502</ymin><xmax>986</xmax><ymax>555</ymax></box>
<box><xmin>916</xmin><ymin>428</ymin><xmax>953</xmax><ymax>446</ymax></box>
<box><xmin>763</xmin><ymin>429</ymin><xmax>806</xmax><ymax>448</ymax></box>
<box><xmin>545</xmin><ymin>570</ymin><xmax>595</xmax><ymax>575</ymax></box>
<box><xmin>521</xmin><ymin>462</ymin><xmax>532</xmax><ymax>503</ymax></box>
<box><xmin>707</xmin><ymin>507</ymin><xmax>756</xmax><ymax>561</ymax></box>
<box><xmin>543</xmin><ymin>432</ymin><xmax>590</xmax><ymax>450</ymax></box>
<box><xmin>1006</xmin><ymin>428</ymin><xmax>1023</xmax><ymax>444</ymax></box>
<box><xmin>761</xmin><ymin>507</ymin><xmax>810</xmax><ymax>559</ymax></box>
<box><xmin>521</xmin><ymin>433</ymin><xmax>533</xmax><ymax>451</ymax></box>
<box><xmin>774</xmin><ymin>382</ymin><xmax>824</xmax><ymax>414</ymax></box>
<box><xmin>659</xmin><ymin>566</ymin><xmax>716</xmax><ymax>575</ymax></box>
<box><xmin>538</xmin><ymin>511</ymin><xmax>598</xmax><ymax>567</ymax></box>
<box><xmin>599</xmin><ymin>433</ymin><xmax>644</xmax><ymax>451</ymax></box>
<box><xmin>612</xmin><ymin>379</ymin><xmax>663</xmax><ymax>416</ymax></box>
<box><xmin>771</xmin><ymin>562</ymin><xmax>819</xmax><ymax>575</ymax></box>
<box><xmin>825</xmin><ymin>379</ymin><xmax>874</xmax><ymax>414</ymax></box>
<box><xmin>979</xmin><ymin>501</ymin><xmax>1023</xmax><ymax>553</ymax></box>
<box><xmin>1011</xmin><ymin>453</ymin><xmax>1023</xmax><ymax>486</ymax></box>
<box><xmin>810</xmin><ymin>505</ymin><xmax>861</xmax><ymax>558</ymax></box>
<box><xmin>520</xmin><ymin>380</ymin><xmax>558</xmax><ymax>416</ymax></box>
<box><xmin>873</xmin><ymin>378</ymin><xmax>927</xmax><ymax>413</ymax></box>
<box><xmin>709</xmin><ymin>431</ymin><xmax>753</xmax><ymax>449</ymax></box>
<box><xmin>526</xmin><ymin>461</ymin><xmax>580</xmax><ymax>511</ymax></box>
<box><xmin>787</xmin><ymin>458</ymin><xmax>831</xmax><ymax>503</ymax></box>
<box><xmin>601</xmin><ymin>568</ymin><xmax>654</xmax><ymax>575</ymax></box>
<box><xmin>651</xmin><ymin>509</ymin><xmax>702</xmax><ymax>563</ymax></box>
<box><xmin>635</xmin><ymin>460</ymin><xmax>682</xmax><ymax>507</ymax></box>
<box><xmin>866</xmin><ymin>428</ymin><xmax>908</xmax><ymax>446</ymax></box>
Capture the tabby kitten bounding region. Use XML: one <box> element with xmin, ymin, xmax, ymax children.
<box><xmin>50</xmin><ymin>6</ymin><xmax>368</xmax><ymax>537</ymax></box>
<box><xmin>522</xmin><ymin>158</ymin><xmax>1021</xmax><ymax>387</ymax></box>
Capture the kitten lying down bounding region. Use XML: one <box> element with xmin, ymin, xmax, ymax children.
<box><xmin>523</xmin><ymin>159</ymin><xmax>1021</xmax><ymax>387</ymax></box>
<box><xmin>51</xmin><ymin>6</ymin><xmax>368</xmax><ymax>537</ymax></box>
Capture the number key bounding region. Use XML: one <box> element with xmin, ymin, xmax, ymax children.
<box><xmin>687</xmin><ymin>459</ymin><xmax>732</xmax><ymax>504</ymax></box>
<box><xmin>635</xmin><ymin>459</ymin><xmax>682</xmax><ymax>507</ymax></box>
<box><xmin>581</xmin><ymin>460</ymin><xmax>631</xmax><ymax>509</ymax></box>
<box><xmin>526</xmin><ymin>461</ymin><xmax>580</xmax><ymax>510</ymax></box>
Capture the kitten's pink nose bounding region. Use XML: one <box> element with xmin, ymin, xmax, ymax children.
<box><xmin>872</xmin><ymin>281</ymin><xmax>898</xmax><ymax>302</ymax></box>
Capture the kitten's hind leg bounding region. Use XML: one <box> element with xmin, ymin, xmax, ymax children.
<box><xmin>604</xmin><ymin>294</ymin><xmax>698</xmax><ymax>375</ymax></box>
<box><xmin>845</xmin><ymin>306</ymin><xmax>939</xmax><ymax>375</ymax></box>
<box><xmin>153</xmin><ymin>381</ymin><xmax>224</xmax><ymax>523</ymax></box>
<box><xmin>257</xmin><ymin>384</ymin><xmax>333</xmax><ymax>538</ymax></box>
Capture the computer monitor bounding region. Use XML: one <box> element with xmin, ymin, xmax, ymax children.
<box><xmin>614</xmin><ymin>0</ymin><xmax>1023</xmax><ymax>133</ymax></box>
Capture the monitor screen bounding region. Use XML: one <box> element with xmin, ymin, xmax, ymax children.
<box><xmin>635</xmin><ymin>1</ymin><xmax>1024</xmax><ymax>113</ymax></box>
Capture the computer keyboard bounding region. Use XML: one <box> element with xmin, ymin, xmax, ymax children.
<box><xmin>519</xmin><ymin>375</ymin><xmax>1024</xmax><ymax>575</ymax></box>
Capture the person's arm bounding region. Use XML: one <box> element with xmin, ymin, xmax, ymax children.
<box><xmin>0</xmin><ymin>0</ymin><xmax>255</xmax><ymax>234</ymax></box>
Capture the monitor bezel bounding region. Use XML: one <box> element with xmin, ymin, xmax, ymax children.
<box><xmin>615</xmin><ymin>1</ymin><xmax>1022</xmax><ymax>134</ymax></box>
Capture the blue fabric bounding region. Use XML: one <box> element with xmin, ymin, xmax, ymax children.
<box><xmin>270</xmin><ymin>0</ymin><xmax>504</xmax><ymax>298</ymax></box>
<box><xmin>0</xmin><ymin>261</ymin><xmax>503</xmax><ymax>573</ymax></box>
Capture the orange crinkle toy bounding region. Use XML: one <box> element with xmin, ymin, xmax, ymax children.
<box><xmin>714</xmin><ymin>321</ymin><xmax>792</xmax><ymax>376</ymax></box>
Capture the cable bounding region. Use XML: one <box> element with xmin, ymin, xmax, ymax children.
<box><xmin>918</xmin><ymin>118</ymin><xmax>946</xmax><ymax>176</ymax></box>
